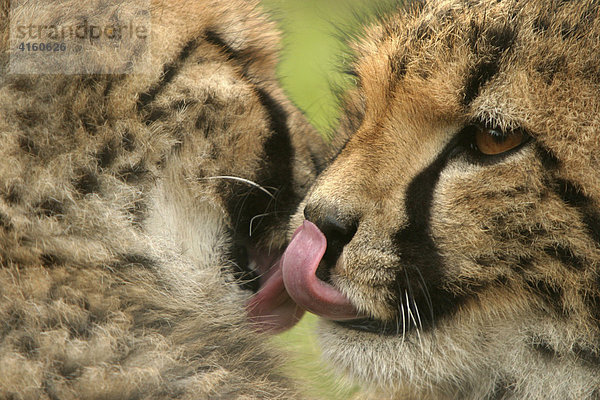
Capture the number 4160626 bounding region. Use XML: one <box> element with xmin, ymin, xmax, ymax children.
<box><xmin>18</xmin><ymin>42</ymin><xmax>67</xmax><ymax>52</ymax></box>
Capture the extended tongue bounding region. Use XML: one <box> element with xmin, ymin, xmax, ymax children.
<box><xmin>246</xmin><ymin>260</ymin><xmax>305</xmax><ymax>333</ymax></box>
<box><xmin>282</xmin><ymin>220</ymin><xmax>362</xmax><ymax>320</ymax></box>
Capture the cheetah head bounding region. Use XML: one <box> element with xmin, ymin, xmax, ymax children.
<box><xmin>275</xmin><ymin>0</ymin><xmax>600</xmax><ymax>397</ymax></box>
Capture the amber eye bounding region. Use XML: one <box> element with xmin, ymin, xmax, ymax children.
<box><xmin>473</xmin><ymin>126</ymin><xmax>527</xmax><ymax>155</ymax></box>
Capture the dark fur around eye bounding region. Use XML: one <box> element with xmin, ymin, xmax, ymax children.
<box><xmin>454</xmin><ymin>123</ymin><xmax>532</xmax><ymax>165</ymax></box>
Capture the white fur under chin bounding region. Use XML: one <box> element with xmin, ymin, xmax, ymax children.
<box><xmin>318</xmin><ymin>306</ymin><xmax>599</xmax><ymax>400</ymax></box>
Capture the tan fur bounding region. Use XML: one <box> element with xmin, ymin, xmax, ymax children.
<box><xmin>0</xmin><ymin>0</ymin><xmax>324</xmax><ymax>398</ymax></box>
<box><xmin>296</xmin><ymin>0</ymin><xmax>600</xmax><ymax>398</ymax></box>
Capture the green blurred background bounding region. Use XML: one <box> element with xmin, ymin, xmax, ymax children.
<box><xmin>258</xmin><ymin>1</ymin><xmax>398</xmax><ymax>398</ymax></box>
<box><xmin>261</xmin><ymin>0</ymin><xmax>397</xmax><ymax>134</ymax></box>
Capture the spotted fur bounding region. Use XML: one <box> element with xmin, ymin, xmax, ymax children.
<box><xmin>0</xmin><ymin>0</ymin><xmax>324</xmax><ymax>398</ymax></box>
<box><xmin>295</xmin><ymin>0</ymin><xmax>600</xmax><ymax>398</ymax></box>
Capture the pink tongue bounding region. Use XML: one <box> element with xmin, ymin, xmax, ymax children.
<box><xmin>281</xmin><ymin>220</ymin><xmax>362</xmax><ymax>320</ymax></box>
<box><xmin>246</xmin><ymin>259</ymin><xmax>305</xmax><ymax>334</ymax></box>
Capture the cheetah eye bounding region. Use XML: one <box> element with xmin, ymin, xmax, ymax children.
<box><xmin>468</xmin><ymin>125</ymin><xmax>529</xmax><ymax>156</ymax></box>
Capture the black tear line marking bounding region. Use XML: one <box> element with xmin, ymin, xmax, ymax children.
<box><xmin>390</xmin><ymin>135</ymin><xmax>466</xmax><ymax>333</ymax></box>
<box><xmin>536</xmin><ymin>143</ymin><xmax>561</xmax><ymax>170</ymax></box>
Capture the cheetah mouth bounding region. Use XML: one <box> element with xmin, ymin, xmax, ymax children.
<box><xmin>282</xmin><ymin>220</ymin><xmax>365</xmax><ymax>319</ymax></box>
<box><xmin>246</xmin><ymin>220</ymin><xmax>365</xmax><ymax>333</ymax></box>
<box><xmin>333</xmin><ymin>318</ymin><xmax>407</xmax><ymax>335</ymax></box>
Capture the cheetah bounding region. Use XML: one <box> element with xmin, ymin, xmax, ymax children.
<box><xmin>0</xmin><ymin>0</ymin><xmax>326</xmax><ymax>398</ymax></box>
<box><xmin>270</xmin><ymin>0</ymin><xmax>600</xmax><ymax>398</ymax></box>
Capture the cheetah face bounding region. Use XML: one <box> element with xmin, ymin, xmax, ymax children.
<box><xmin>273</xmin><ymin>0</ymin><xmax>600</xmax><ymax>394</ymax></box>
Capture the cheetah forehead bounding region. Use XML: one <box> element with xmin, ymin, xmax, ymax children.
<box><xmin>346</xmin><ymin>0</ymin><xmax>600</xmax><ymax>202</ymax></box>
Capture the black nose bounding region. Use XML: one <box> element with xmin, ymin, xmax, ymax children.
<box><xmin>303</xmin><ymin>203</ymin><xmax>358</xmax><ymax>282</ymax></box>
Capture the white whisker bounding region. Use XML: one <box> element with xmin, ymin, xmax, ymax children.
<box><xmin>413</xmin><ymin>295</ymin><xmax>423</xmax><ymax>331</ymax></box>
<box><xmin>401</xmin><ymin>302</ymin><xmax>406</xmax><ymax>343</ymax></box>
<box><xmin>406</xmin><ymin>290</ymin><xmax>422</xmax><ymax>346</ymax></box>
<box><xmin>202</xmin><ymin>176</ymin><xmax>276</xmax><ymax>199</ymax></box>
<box><xmin>249</xmin><ymin>212</ymin><xmax>277</xmax><ymax>236</ymax></box>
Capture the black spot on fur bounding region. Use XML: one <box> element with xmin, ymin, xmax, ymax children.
<box><xmin>121</xmin><ymin>253</ymin><xmax>157</xmax><ymax>269</ymax></box>
<box><xmin>2</xmin><ymin>185</ymin><xmax>22</xmax><ymax>205</ymax></box>
<box><xmin>122</xmin><ymin>130</ymin><xmax>136</xmax><ymax>152</ymax></box>
<box><xmin>390</xmin><ymin>55</ymin><xmax>407</xmax><ymax>79</ymax></box>
<box><xmin>126</xmin><ymin>198</ymin><xmax>147</xmax><ymax>227</ymax></box>
<box><xmin>73</xmin><ymin>170</ymin><xmax>101</xmax><ymax>195</ymax></box>
<box><xmin>572</xmin><ymin>343</ymin><xmax>600</xmax><ymax>366</ymax></box>
<box><xmin>463</xmin><ymin>57</ymin><xmax>501</xmax><ymax>106</ymax></box>
<box><xmin>475</xmin><ymin>256</ymin><xmax>493</xmax><ymax>267</ymax></box>
<box><xmin>525</xmin><ymin>279</ymin><xmax>564</xmax><ymax>314</ymax></box>
<box><xmin>554</xmin><ymin>179</ymin><xmax>589</xmax><ymax>207</ymax></box>
<box><xmin>18</xmin><ymin>135</ymin><xmax>39</xmax><ymax>155</ymax></box>
<box><xmin>117</xmin><ymin>162</ymin><xmax>149</xmax><ymax>184</ymax></box>
<box><xmin>81</xmin><ymin>114</ymin><xmax>98</xmax><ymax>135</ymax></box>
<box><xmin>137</xmin><ymin>39</ymin><xmax>198</xmax><ymax>109</ymax></box>
<box><xmin>256</xmin><ymin>88</ymin><xmax>291</xmax><ymax>153</ymax></box>
<box><xmin>16</xmin><ymin>335</ymin><xmax>38</xmax><ymax>358</ymax></box>
<box><xmin>255</xmin><ymin>87</ymin><xmax>295</xmax><ymax>208</ymax></box>
<box><xmin>40</xmin><ymin>253</ymin><xmax>62</xmax><ymax>267</ymax></box>
<box><xmin>532</xmin><ymin>338</ymin><xmax>559</xmax><ymax>360</ymax></box>
<box><xmin>582</xmin><ymin>213</ymin><xmax>600</xmax><ymax>245</ymax></box>
<box><xmin>536</xmin><ymin>55</ymin><xmax>567</xmax><ymax>85</ymax></box>
<box><xmin>102</xmin><ymin>80</ymin><xmax>114</xmax><ymax>98</ymax></box>
<box><xmin>533</xmin><ymin>15</ymin><xmax>551</xmax><ymax>34</ymax></box>
<box><xmin>0</xmin><ymin>211</ymin><xmax>13</xmax><ymax>231</ymax></box>
<box><xmin>143</xmin><ymin>107</ymin><xmax>168</xmax><ymax>125</ymax></box>
<box><xmin>9</xmin><ymin>77</ymin><xmax>33</xmax><ymax>92</ymax></box>
<box><xmin>544</xmin><ymin>244</ymin><xmax>585</xmax><ymax>271</ymax></box>
<box><xmin>463</xmin><ymin>23</ymin><xmax>517</xmax><ymax>106</ymax></box>
<box><xmin>220</xmin><ymin>86</ymin><xmax>296</xmax><ymax>245</ymax></box>
<box><xmin>36</xmin><ymin>198</ymin><xmax>64</xmax><ymax>218</ymax></box>
<box><xmin>16</xmin><ymin>109</ymin><xmax>42</xmax><ymax>128</ymax></box>
<box><xmin>96</xmin><ymin>140</ymin><xmax>119</xmax><ymax>169</ymax></box>
<box><xmin>512</xmin><ymin>256</ymin><xmax>534</xmax><ymax>273</ymax></box>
